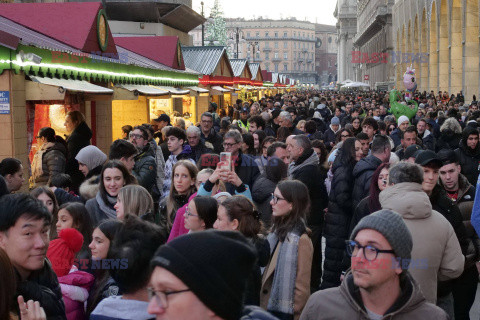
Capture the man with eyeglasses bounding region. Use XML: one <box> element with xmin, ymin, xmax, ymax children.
<box><xmin>301</xmin><ymin>209</ymin><xmax>448</xmax><ymax>320</ymax></box>
<box><xmin>379</xmin><ymin>162</ymin><xmax>464</xmax><ymax>304</ymax></box>
<box><xmin>148</xmin><ymin>230</ymin><xmax>277</xmax><ymax>320</ymax></box>
<box><xmin>199</xmin><ymin>112</ymin><xmax>223</xmax><ymax>154</ymax></box>
<box><xmin>129</xmin><ymin>125</ymin><xmax>157</xmax><ymax>194</ymax></box>
<box><xmin>220</xmin><ymin>130</ymin><xmax>259</xmax><ymax>195</ymax></box>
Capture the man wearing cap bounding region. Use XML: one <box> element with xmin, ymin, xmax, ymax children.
<box><xmin>402</xmin><ymin>144</ymin><xmax>422</xmax><ymax>163</ymax></box>
<box><xmin>380</xmin><ymin>162</ymin><xmax>464</xmax><ymax>304</ymax></box>
<box><xmin>300</xmin><ymin>209</ymin><xmax>447</xmax><ymax>320</ymax></box>
<box><xmin>323</xmin><ymin>116</ymin><xmax>341</xmax><ymax>148</ymax></box>
<box><xmin>147</xmin><ymin>230</ymin><xmax>277</xmax><ymax>320</ymax></box>
<box><xmin>152</xmin><ymin>114</ymin><xmax>170</xmax><ymax>143</ymax></box>
<box><xmin>238</xmin><ymin>107</ymin><xmax>250</xmax><ymax>132</ymax></box>
<box><xmin>389</xmin><ymin>115</ymin><xmax>410</xmax><ymax>148</ymax></box>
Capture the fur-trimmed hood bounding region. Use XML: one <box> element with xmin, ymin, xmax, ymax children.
<box><xmin>79</xmin><ymin>174</ymin><xmax>100</xmax><ymax>200</ymax></box>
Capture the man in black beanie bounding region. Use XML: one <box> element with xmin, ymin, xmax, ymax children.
<box><xmin>147</xmin><ymin>230</ymin><xmax>278</xmax><ymax>320</ymax></box>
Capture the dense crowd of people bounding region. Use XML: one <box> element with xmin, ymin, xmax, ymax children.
<box><xmin>1</xmin><ymin>88</ymin><xmax>480</xmax><ymax>319</ymax></box>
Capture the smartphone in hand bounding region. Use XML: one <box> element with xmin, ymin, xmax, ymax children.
<box><xmin>220</xmin><ymin>152</ymin><xmax>232</xmax><ymax>171</ymax></box>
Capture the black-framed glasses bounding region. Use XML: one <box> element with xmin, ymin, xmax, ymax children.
<box><xmin>271</xmin><ymin>193</ymin><xmax>287</xmax><ymax>204</ymax></box>
<box><xmin>345</xmin><ymin>240</ymin><xmax>395</xmax><ymax>261</ymax></box>
<box><xmin>223</xmin><ymin>142</ymin><xmax>238</xmax><ymax>148</ymax></box>
<box><xmin>147</xmin><ymin>287</ymin><xmax>191</xmax><ymax>308</ymax></box>
<box><xmin>129</xmin><ymin>133</ymin><xmax>144</xmax><ymax>139</ymax></box>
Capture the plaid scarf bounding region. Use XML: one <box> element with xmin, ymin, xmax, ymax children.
<box><xmin>266</xmin><ymin>224</ymin><xmax>305</xmax><ymax>315</ymax></box>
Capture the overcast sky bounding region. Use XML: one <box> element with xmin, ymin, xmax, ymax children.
<box><xmin>191</xmin><ymin>0</ymin><xmax>338</xmax><ymax>26</ymax></box>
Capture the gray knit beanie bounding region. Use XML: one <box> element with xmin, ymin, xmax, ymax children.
<box><xmin>350</xmin><ymin>209</ymin><xmax>413</xmax><ymax>268</ymax></box>
<box><xmin>75</xmin><ymin>145</ymin><xmax>107</xmax><ymax>171</ymax></box>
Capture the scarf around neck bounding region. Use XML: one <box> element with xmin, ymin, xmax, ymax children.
<box><xmin>96</xmin><ymin>192</ymin><xmax>117</xmax><ymax>220</ymax></box>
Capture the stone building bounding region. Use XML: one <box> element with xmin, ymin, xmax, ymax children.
<box><xmin>393</xmin><ymin>0</ymin><xmax>479</xmax><ymax>100</ymax></box>
<box><xmin>191</xmin><ymin>18</ymin><xmax>319</xmax><ymax>84</ymax></box>
<box><xmin>315</xmin><ymin>24</ymin><xmax>338</xmax><ymax>86</ymax></box>
<box><xmin>335</xmin><ymin>0</ymin><xmax>357</xmax><ymax>82</ymax></box>
<box><xmin>353</xmin><ymin>0</ymin><xmax>395</xmax><ymax>89</ymax></box>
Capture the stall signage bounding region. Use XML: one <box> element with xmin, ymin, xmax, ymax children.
<box><xmin>0</xmin><ymin>91</ymin><xmax>10</xmax><ymax>114</ymax></box>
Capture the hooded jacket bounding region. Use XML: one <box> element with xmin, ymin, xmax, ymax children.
<box><xmin>379</xmin><ymin>182</ymin><xmax>464</xmax><ymax>303</ymax></box>
<box><xmin>322</xmin><ymin>153</ymin><xmax>356</xmax><ymax>289</ymax></box>
<box><xmin>300</xmin><ymin>272</ymin><xmax>447</xmax><ymax>320</ymax></box>
<box><xmin>436</xmin><ymin>129</ymin><xmax>461</xmax><ymax>153</ymax></box>
<box><xmin>90</xmin><ymin>296</ymin><xmax>153</xmax><ymax>320</ymax></box>
<box><xmin>352</xmin><ymin>155</ymin><xmax>383</xmax><ymax>209</ymax></box>
<box><xmin>323</xmin><ymin>124</ymin><xmax>341</xmax><ymax>148</ymax></box>
<box><xmin>455</xmin><ymin>127</ymin><xmax>480</xmax><ymax>185</ymax></box>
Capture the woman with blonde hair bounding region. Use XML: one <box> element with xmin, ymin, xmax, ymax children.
<box><xmin>114</xmin><ymin>185</ymin><xmax>154</xmax><ymax>221</ymax></box>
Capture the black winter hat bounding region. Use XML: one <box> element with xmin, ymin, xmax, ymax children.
<box><xmin>150</xmin><ymin>230</ymin><xmax>257</xmax><ymax>320</ymax></box>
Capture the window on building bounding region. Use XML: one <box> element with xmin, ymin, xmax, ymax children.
<box><xmin>284</xmin><ymin>41</ymin><xmax>287</xmax><ymax>48</ymax></box>
<box><xmin>265</xmin><ymin>52</ymin><xmax>269</xmax><ymax>60</ymax></box>
<box><xmin>283</xmin><ymin>32</ymin><xmax>287</xmax><ymax>38</ymax></box>
<box><xmin>328</xmin><ymin>37</ymin><xmax>332</xmax><ymax>43</ymax></box>
<box><xmin>293</xmin><ymin>31</ymin><xmax>296</xmax><ymax>37</ymax></box>
<box><xmin>274</xmin><ymin>52</ymin><xmax>279</xmax><ymax>59</ymax></box>
<box><xmin>284</xmin><ymin>52</ymin><xmax>288</xmax><ymax>59</ymax></box>
<box><xmin>247</xmin><ymin>32</ymin><xmax>250</xmax><ymax>38</ymax></box>
<box><xmin>256</xmin><ymin>52</ymin><xmax>260</xmax><ymax>59</ymax></box>
<box><xmin>284</xmin><ymin>63</ymin><xmax>288</xmax><ymax>71</ymax></box>
<box><xmin>275</xmin><ymin>63</ymin><xmax>279</xmax><ymax>72</ymax></box>
<box><xmin>265</xmin><ymin>42</ymin><xmax>269</xmax><ymax>48</ymax></box>
<box><xmin>294</xmin><ymin>42</ymin><xmax>296</xmax><ymax>49</ymax></box>
<box><xmin>275</xmin><ymin>42</ymin><xmax>278</xmax><ymax>48</ymax></box>
<box><xmin>265</xmin><ymin>63</ymin><xmax>270</xmax><ymax>71</ymax></box>
<box><xmin>265</xmin><ymin>32</ymin><xmax>269</xmax><ymax>37</ymax></box>
<box><xmin>303</xmin><ymin>32</ymin><xmax>305</xmax><ymax>38</ymax></box>
<box><xmin>275</xmin><ymin>32</ymin><xmax>278</xmax><ymax>38</ymax></box>
<box><xmin>256</xmin><ymin>32</ymin><xmax>259</xmax><ymax>38</ymax></box>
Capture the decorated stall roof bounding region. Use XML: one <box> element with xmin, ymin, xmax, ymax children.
<box><xmin>182</xmin><ymin>46</ymin><xmax>233</xmax><ymax>77</ymax></box>
<box><xmin>0</xmin><ymin>2</ymin><xmax>117</xmax><ymax>55</ymax></box>
<box><xmin>230</xmin><ymin>59</ymin><xmax>252</xmax><ymax>85</ymax></box>
<box><xmin>182</xmin><ymin>46</ymin><xmax>234</xmax><ymax>86</ymax></box>
<box><xmin>0</xmin><ymin>43</ymin><xmax>198</xmax><ymax>86</ymax></box>
<box><xmin>114</xmin><ymin>36</ymin><xmax>185</xmax><ymax>70</ymax></box>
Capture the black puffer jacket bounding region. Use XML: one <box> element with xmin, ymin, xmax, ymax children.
<box><xmin>133</xmin><ymin>143</ymin><xmax>157</xmax><ymax>194</ymax></box>
<box><xmin>455</xmin><ymin>127</ymin><xmax>480</xmax><ymax>185</ymax></box>
<box><xmin>15</xmin><ymin>259</ymin><xmax>66</xmax><ymax>320</ymax></box>
<box><xmin>351</xmin><ymin>155</ymin><xmax>382</xmax><ymax>210</ymax></box>
<box><xmin>290</xmin><ymin>149</ymin><xmax>328</xmax><ymax>226</ymax></box>
<box><xmin>200</xmin><ymin>128</ymin><xmax>224</xmax><ymax>154</ymax></box>
<box><xmin>321</xmin><ymin>154</ymin><xmax>356</xmax><ymax>289</ymax></box>
<box><xmin>66</xmin><ymin>121</ymin><xmax>92</xmax><ymax>191</ymax></box>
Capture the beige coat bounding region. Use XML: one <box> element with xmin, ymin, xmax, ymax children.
<box><xmin>299</xmin><ymin>272</ymin><xmax>448</xmax><ymax>320</ymax></box>
<box><xmin>260</xmin><ymin>233</ymin><xmax>313</xmax><ymax>320</ymax></box>
<box><xmin>379</xmin><ymin>182</ymin><xmax>464</xmax><ymax>303</ymax></box>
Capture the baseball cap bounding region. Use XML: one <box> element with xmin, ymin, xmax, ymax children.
<box><xmin>415</xmin><ymin>150</ymin><xmax>443</xmax><ymax>167</ymax></box>
<box><xmin>404</xmin><ymin>144</ymin><xmax>422</xmax><ymax>160</ymax></box>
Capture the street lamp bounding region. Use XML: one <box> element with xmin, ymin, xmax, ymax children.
<box><xmin>229</xmin><ymin>27</ymin><xmax>243</xmax><ymax>59</ymax></box>
<box><xmin>201</xmin><ymin>1</ymin><xmax>205</xmax><ymax>46</ymax></box>
<box><xmin>248</xmin><ymin>41</ymin><xmax>258</xmax><ymax>63</ymax></box>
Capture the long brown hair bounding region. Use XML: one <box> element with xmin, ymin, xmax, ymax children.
<box><xmin>166</xmin><ymin>160</ymin><xmax>198</xmax><ymax>226</ymax></box>
<box><xmin>271</xmin><ymin>180</ymin><xmax>310</xmax><ymax>241</ymax></box>
<box><xmin>220</xmin><ymin>195</ymin><xmax>264</xmax><ymax>238</ymax></box>
<box><xmin>0</xmin><ymin>248</ymin><xmax>15</xmax><ymax>320</ymax></box>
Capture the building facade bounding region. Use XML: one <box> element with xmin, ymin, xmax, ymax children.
<box><xmin>191</xmin><ymin>18</ymin><xmax>320</xmax><ymax>84</ymax></box>
<box><xmin>334</xmin><ymin>0</ymin><xmax>357</xmax><ymax>82</ymax></box>
<box><xmin>315</xmin><ymin>24</ymin><xmax>338</xmax><ymax>85</ymax></box>
<box><xmin>353</xmin><ymin>0</ymin><xmax>395</xmax><ymax>89</ymax></box>
<box><xmin>393</xmin><ymin>0</ymin><xmax>479</xmax><ymax>100</ymax></box>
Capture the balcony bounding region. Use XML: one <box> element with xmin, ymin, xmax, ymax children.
<box><xmin>272</xmin><ymin>57</ymin><xmax>282</xmax><ymax>62</ymax></box>
<box><xmin>263</xmin><ymin>47</ymin><xmax>272</xmax><ymax>52</ymax></box>
<box><xmin>302</xmin><ymin>48</ymin><xmax>308</xmax><ymax>53</ymax></box>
